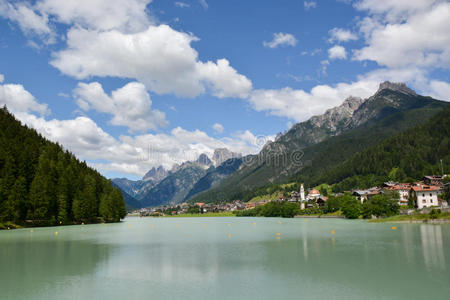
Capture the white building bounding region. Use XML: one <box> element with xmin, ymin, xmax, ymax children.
<box><xmin>386</xmin><ymin>183</ymin><xmax>411</xmax><ymax>206</ymax></box>
<box><xmin>411</xmin><ymin>185</ymin><xmax>440</xmax><ymax>209</ymax></box>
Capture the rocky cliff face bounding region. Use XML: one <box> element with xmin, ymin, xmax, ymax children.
<box><xmin>142</xmin><ymin>166</ymin><xmax>168</xmax><ymax>183</ymax></box>
<box><xmin>212</xmin><ymin>148</ymin><xmax>242</xmax><ymax>166</ymax></box>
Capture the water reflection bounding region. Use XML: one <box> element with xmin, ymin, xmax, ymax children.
<box><xmin>420</xmin><ymin>225</ymin><xmax>446</xmax><ymax>271</ymax></box>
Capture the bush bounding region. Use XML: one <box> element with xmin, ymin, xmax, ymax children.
<box><xmin>235</xmin><ymin>202</ymin><xmax>299</xmax><ymax>218</ymax></box>
<box><xmin>341</xmin><ymin>199</ymin><xmax>362</xmax><ymax>219</ymax></box>
<box><xmin>362</xmin><ymin>194</ymin><xmax>399</xmax><ymax>218</ymax></box>
<box><xmin>429</xmin><ymin>208</ymin><xmax>441</xmax><ymax>219</ymax></box>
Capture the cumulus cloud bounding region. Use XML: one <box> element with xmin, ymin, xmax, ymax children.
<box><xmin>18</xmin><ymin>112</ymin><xmax>265</xmax><ymax>176</ymax></box>
<box><xmin>38</xmin><ymin>0</ymin><xmax>152</xmax><ymax>33</ymax></box>
<box><xmin>74</xmin><ymin>81</ymin><xmax>167</xmax><ymax>132</ymax></box>
<box><xmin>427</xmin><ymin>80</ymin><xmax>450</xmax><ymax>101</ymax></box>
<box><xmin>0</xmin><ymin>0</ymin><xmax>53</xmax><ymax>42</ymax></box>
<box><xmin>0</xmin><ymin>77</ymin><xmax>49</xmax><ymax>115</ymax></box>
<box><xmin>304</xmin><ymin>1</ymin><xmax>317</xmax><ymax>10</ymax></box>
<box><xmin>51</xmin><ymin>25</ymin><xmax>252</xmax><ymax>99</ymax></box>
<box><xmin>263</xmin><ymin>32</ymin><xmax>298</xmax><ymax>49</ymax></box>
<box><xmin>212</xmin><ymin>123</ymin><xmax>224</xmax><ymax>134</ymax></box>
<box><xmin>247</xmin><ymin>67</ymin><xmax>435</xmax><ymax>122</ymax></box>
<box><xmin>353</xmin><ymin>0</ymin><xmax>450</xmax><ymax>69</ymax></box>
<box><xmin>328</xmin><ymin>45</ymin><xmax>347</xmax><ymax>60</ymax></box>
<box><xmin>328</xmin><ymin>27</ymin><xmax>358</xmax><ymax>43</ymax></box>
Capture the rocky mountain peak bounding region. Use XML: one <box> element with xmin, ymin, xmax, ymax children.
<box><xmin>142</xmin><ymin>165</ymin><xmax>168</xmax><ymax>183</ymax></box>
<box><xmin>196</xmin><ymin>153</ymin><xmax>213</xmax><ymax>167</ymax></box>
<box><xmin>377</xmin><ymin>81</ymin><xmax>416</xmax><ymax>96</ymax></box>
<box><xmin>212</xmin><ymin>148</ymin><xmax>242</xmax><ymax>166</ymax></box>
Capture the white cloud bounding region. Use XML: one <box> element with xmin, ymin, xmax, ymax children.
<box><xmin>18</xmin><ymin>112</ymin><xmax>265</xmax><ymax>176</ymax></box>
<box><xmin>353</xmin><ymin>1</ymin><xmax>450</xmax><ymax>69</ymax></box>
<box><xmin>328</xmin><ymin>45</ymin><xmax>347</xmax><ymax>60</ymax></box>
<box><xmin>247</xmin><ymin>67</ymin><xmax>436</xmax><ymax>122</ymax></box>
<box><xmin>427</xmin><ymin>80</ymin><xmax>450</xmax><ymax>101</ymax></box>
<box><xmin>51</xmin><ymin>25</ymin><xmax>252</xmax><ymax>99</ymax></box>
<box><xmin>304</xmin><ymin>1</ymin><xmax>317</xmax><ymax>10</ymax></box>
<box><xmin>175</xmin><ymin>2</ymin><xmax>190</xmax><ymax>8</ymax></box>
<box><xmin>263</xmin><ymin>32</ymin><xmax>298</xmax><ymax>49</ymax></box>
<box><xmin>212</xmin><ymin>123</ymin><xmax>224</xmax><ymax>134</ymax></box>
<box><xmin>328</xmin><ymin>27</ymin><xmax>358</xmax><ymax>43</ymax></box>
<box><xmin>74</xmin><ymin>81</ymin><xmax>168</xmax><ymax>132</ymax></box>
<box><xmin>36</xmin><ymin>0</ymin><xmax>152</xmax><ymax>33</ymax></box>
<box><xmin>198</xmin><ymin>0</ymin><xmax>208</xmax><ymax>10</ymax></box>
<box><xmin>0</xmin><ymin>0</ymin><xmax>53</xmax><ymax>42</ymax></box>
<box><xmin>354</xmin><ymin>0</ymin><xmax>439</xmax><ymax>22</ymax></box>
<box><xmin>0</xmin><ymin>77</ymin><xmax>49</xmax><ymax>115</ymax></box>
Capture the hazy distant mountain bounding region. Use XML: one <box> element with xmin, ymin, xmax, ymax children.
<box><xmin>139</xmin><ymin>162</ymin><xmax>209</xmax><ymax>207</ymax></box>
<box><xmin>142</xmin><ymin>166</ymin><xmax>168</xmax><ymax>183</ymax></box>
<box><xmin>212</xmin><ymin>148</ymin><xmax>241</xmax><ymax>166</ymax></box>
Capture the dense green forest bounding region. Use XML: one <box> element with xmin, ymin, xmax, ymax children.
<box><xmin>0</xmin><ymin>107</ymin><xmax>126</xmax><ymax>227</ymax></box>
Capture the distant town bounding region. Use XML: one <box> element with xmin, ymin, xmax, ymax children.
<box><xmin>135</xmin><ymin>175</ymin><xmax>449</xmax><ymax>218</ymax></box>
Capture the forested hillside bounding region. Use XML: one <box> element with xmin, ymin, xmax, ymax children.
<box><xmin>0</xmin><ymin>107</ymin><xmax>126</xmax><ymax>227</ymax></box>
<box><xmin>299</xmin><ymin>105</ymin><xmax>450</xmax><ymax>191</ymax></box>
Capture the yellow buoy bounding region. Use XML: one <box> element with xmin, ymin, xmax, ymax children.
<box><xmin>7</xmin><ymin>227</ymin><xmax>10</xmax><ymax>230</ymax></box>
<box><xmin>30</xmin><ymin>229</ymin><xmax>34</xmax><ymax>233</ymax></box>
<box><xmin>392</xmin><ymin>226</ymin><xmax>397</xmax><ymax>230</ymax></box>
<box><xmin>278</xmin><ymin>221</ymin><xmax>282</xmax><ymax>224</ymax></box>
<box><xmin>81</xmin><ymin>222</ymin><xmax>84</xmax><ymax>225</ymax></box>
<box><xmin>54</xmin><ymin>231</ymin><xmax>58</xmax><ymax>236</ymax></box>
<box><xmin>59</xmin><ymin>221</ymin><xmax>62</xmax><ymax>225</ymax></box>
<box><xmin>276</xmin><ymin>233</ymin><xmax>281</xmax><ymax>236</ymax></box>
<box><xmin>152</xmin><ymin>224</ymin><xmax>154</xmax><ymax>228</ymax></box>
<box><xmin>228</xmin><ymin>224</ymin><xmax>231</xmax><ymax>227</ymax></box>
<box><xmin>331</xmin><ymin>230</ymin><xmax>335</xmax><ymax>235</ymax></box>
<box><xmin>252</xmin><ymin>222</ymin><xmax>256</xmax><ymax>226</ymax></box>
<box><xmin>227</xmin><ymin>233</ymin><xmax>232</xmax><ymax>238</ymax></box>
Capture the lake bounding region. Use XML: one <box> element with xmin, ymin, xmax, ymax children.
<box><xmin>0</xmin><ymin>217</ymin><xmax>449</xmax><ymax>299</ymax></box>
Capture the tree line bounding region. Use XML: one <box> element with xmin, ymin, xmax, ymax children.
<box><xmin>0</xmin><ymin>107</ymin><xmax>126</xmax><ymax>227</ymax></box>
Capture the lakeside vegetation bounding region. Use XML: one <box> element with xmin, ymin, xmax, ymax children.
<box><xmin>163</xmin><ymin>212</ymin><xmax>235</xmax><ymax>218</ymax></box>
<box><xmin>369</xmin><ymin>210</ymin><xmax>450</xmax><ymax>223</ymax></box>
<box><xmin>0</xmin><ymin>107</ymin><xmax>126</xmax><ymax>229</ymax></box>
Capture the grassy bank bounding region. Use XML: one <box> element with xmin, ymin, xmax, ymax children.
<box><xmin>368</xmin><ymin>212</ymin><xmax>450</xmax><ymax>223</ymax></box>
<box><xmin>163</xmin><ymin>212</ymin><xmax>235</xmax><ymax>218</ymax></box>
<box><xmin>0</xmin><ymin>222</ymin><xmax>23</xmax><ymax>230</ymax></box>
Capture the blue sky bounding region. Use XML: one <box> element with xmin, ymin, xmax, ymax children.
<box><xmin>0</xmin><ymin>0</ymin><xmax>449</xmax><ymax>180</ymax></box>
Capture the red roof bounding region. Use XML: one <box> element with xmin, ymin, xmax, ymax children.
<box><xmin>387</xmin><ymin>183</ymin><xmax>411</xmax><ymax>190</ymax></box>
<box><xmin>309</xmin><ymin>189</ymin><xmax>320</xmax><ymax>195</ymax></box>
<box><xmin>411</xmin><ymin>185</ymin><xmax>440</xmax><ymax>192</ymax></box>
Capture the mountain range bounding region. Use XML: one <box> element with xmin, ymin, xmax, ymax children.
<box><xmin>113</xmin><ymin>81</ymin><xmax>449</xmax><ymax>208</ymax></box>
<box><xmin>112</xmin><ymin>148</ymin><xmax>242</xmax><ymax>207</ymax></box>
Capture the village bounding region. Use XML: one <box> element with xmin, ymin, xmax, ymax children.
<box><xmin>137</xmin><ymin>175</ymin><xmax>449</xmax><ymax>217</ymax></box>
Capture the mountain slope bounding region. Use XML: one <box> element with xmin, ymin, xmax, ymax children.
<box><xmin>304</xmin><ymin>105</ymin><xmax>450</xmax><ymax>190</ymax></box>
<box><xmin>189</xmin><ymin>83</ymin><xmax>448</xmax><ymax>203</ymax></box>
<box><xmin>0</xmin><ymin>107</ymin><xmax>126</xmax><ymax>225</ymax></box>
<box><xmin>183</xmin><ymin>157</ymin><xmax>243</xmax><ymax>201</ymax></box>
<box><xmin>111</xmin><ymin>182</ymin><xmax>142</xmax><ymax>211</ymax></box>
<box><xmin>139</xmin><ymin>162</ymin><xmax>208</xmax><ymax>207</ymax></box>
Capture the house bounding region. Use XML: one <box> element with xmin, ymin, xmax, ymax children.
<box><xmin>316</xmin><ymin>196</ymin><xmax>328</xmax><ymax>207</ymax></box>
<box><xmin>352</xmin><ymin>187</ymin><xmax>381</xmax><ymax>203</ymax></box>
<box><xmin>423</xmin><ymin>175</ymin><xmax>444</xmax><ymax>187</ymax></box>
<box><xmin>386</xmin><ymin>183</ymin><xmax>411</xmax><ymax>206</ymax></box>
<box><xmin>307</xmin><ymin>189</ymin><xmax>321</xmax><ymax>200</ymax></box>
<box><xmin>410</xmin><ymin>185</ymin><xmax>440</xmax><ymax>209</ymax></box>
<box><xmin>245</xmin><ymin>202</ymin><xmax>256</xmax><ymax>210</ymax></box>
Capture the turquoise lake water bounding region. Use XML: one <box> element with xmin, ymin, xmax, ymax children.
<box><xmin>0</xmin><ymin>217</ymin><xmax>449</xmax><ymax>299</ymax></box>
